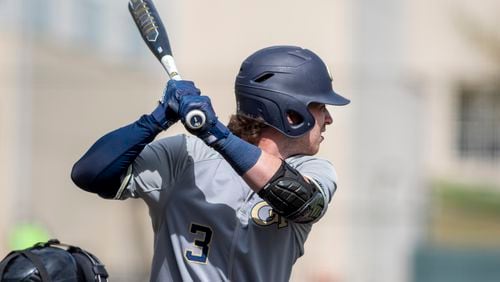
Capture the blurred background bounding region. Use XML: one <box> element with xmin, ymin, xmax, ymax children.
<box><xmin>1</xmin><ymin>0</ymin><xmax>500</xmax><ymax>281</ymax></box>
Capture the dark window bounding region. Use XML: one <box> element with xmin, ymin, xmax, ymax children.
<box><xmin>457</xmin><ymin>81</ymin><xmax>500</xmax><ymax>160</ymax></box>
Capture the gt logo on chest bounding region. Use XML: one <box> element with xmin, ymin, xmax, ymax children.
<box><xmin>250</xmin><ymin>201</ymin><xmax>288</xmax><ymax>229</ymax></box>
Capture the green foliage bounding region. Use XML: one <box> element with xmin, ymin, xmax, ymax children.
<box><xmin>429</xmin><ymin>179</ymin><xmax>500</xmax><ymax>247</ymax></box>
<box><xmin>433</xmin><ymin>180</ymin><xmax>500</xmax><ymax>217</ymax></box>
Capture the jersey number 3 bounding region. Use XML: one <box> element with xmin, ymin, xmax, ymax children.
<box><xmin>185</xmin><ymin>223</ymin><xmax>213</xmax><ymax>264</ymax></box>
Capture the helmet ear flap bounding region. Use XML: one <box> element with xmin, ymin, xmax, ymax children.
<box><xmin>236</xmin><ymin>90</ymin><xmax>315</xmax><ymax>137</ymax></box>
<box><xmin>286</xmin><ymin>109</ymin><xmax>304</xmax><ymax>127</ymax></box>
<box><xmin>237</xmin><ymin>92</ymin><xmax>283</xmax><ymax>130</ymax></box>
<box><xmin>280</xmin><ymin>100</ymin><xmax>315</xmax><ymax>136</ymax></box>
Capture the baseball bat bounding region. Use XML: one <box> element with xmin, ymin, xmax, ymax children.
<box><xmin>128</xmin><ymin>0</ymin><xmax>206</xmax><ymax>130</ymax></box>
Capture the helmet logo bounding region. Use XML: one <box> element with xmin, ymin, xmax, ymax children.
<box><xmin>326</xmin><ymin>65</ymin><xmax>333</xmax><ymax>81</ymax></box>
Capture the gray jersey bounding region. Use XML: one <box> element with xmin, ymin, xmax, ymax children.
<box><xmin>114</xmin><ymin>135</ymin><xmax>338</xmax><ymax>282</ymax></box>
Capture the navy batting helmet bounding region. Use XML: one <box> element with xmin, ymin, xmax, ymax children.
<box><xmin>235</xmin><ymin>45</ymin><xmax>350</xmax><ymax>137</ymax></box>
<box><xmin>0</xmin><ymin>239</ymin><xmax>108</xmax><ymax>282</ymax></box>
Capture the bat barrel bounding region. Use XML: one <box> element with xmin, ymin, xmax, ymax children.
<box><xmin>129</xmin><ymin>0</ymin><xmax>206</xmax><ymax>130</ymax></box>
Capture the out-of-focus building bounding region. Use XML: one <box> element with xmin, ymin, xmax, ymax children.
<box><xmin>1</xmin><ymin>0</ymin><xmax>499</xmax><ymax>281</ymax></box>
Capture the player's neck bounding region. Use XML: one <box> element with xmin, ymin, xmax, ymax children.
<box><xmin>256</xmin><ymin>129</ymin><xmax>294</xmax><ymax>160</ymax></box>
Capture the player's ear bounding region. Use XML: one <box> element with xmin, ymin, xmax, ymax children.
<box><xmin>286</xmin><ymin>110</ymin><xmax>304</xmax><ymax>126</ymax></box>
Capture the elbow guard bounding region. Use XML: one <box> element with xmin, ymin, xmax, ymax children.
<box><xmin>257</xmin><ymin>161</ymin><xmax>326</xmax><ymax>223</ymax></box>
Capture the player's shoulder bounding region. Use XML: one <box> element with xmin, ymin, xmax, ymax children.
<box><xmin>285</xmin><ymin>155</ymin><xmax>335</xmax><ymax>171</ymax></box>
<box><xmin>287</xmin><ymin>155</ymin><xmax>338</xmax><ymax>202</ymax></box>
<box><xmin>286</xmin><ymin>155</ymin><xmax>338</xmax><ymax>182</ymax></box>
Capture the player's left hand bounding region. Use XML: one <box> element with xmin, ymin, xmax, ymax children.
<box><xmin>178</xmin><ymin>95</ymin><xmax>229</xmax><ymax>144</ymax></box>
<box><xmin>151</xmin><ymin>80</ymin><xmax>201</xmax><ymax>129</ymax></box>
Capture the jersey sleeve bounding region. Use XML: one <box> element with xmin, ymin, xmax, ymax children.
<box><xmin>291</xmin><ymin>157</ymin><xmax>337</xmax><ymax>202</ymax></box>
<box><xmin>286</xmin><ymin>156</ymin><xmax>338</xmax><ymax>224</ymax></box>
<box><xmin>114</xmin><ymin>134</ymin><xmax>191</xmax><ymax>206</ymax></box>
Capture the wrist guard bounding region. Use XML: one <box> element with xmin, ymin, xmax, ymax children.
<box><xmin>258</xmin><ymin>161</ymin><xmax>326</xmax><ymax>223</ymax></box>
<box><xmin>211</xmin><ymin>132</ymin><xmax>261</xmax><ymax>175</ymax></box>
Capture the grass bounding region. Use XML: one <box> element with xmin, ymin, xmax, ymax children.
<box><xmin>429</xmin><ymin>180</ymin><xmax>500</xmax><ymax>247</ymax></box>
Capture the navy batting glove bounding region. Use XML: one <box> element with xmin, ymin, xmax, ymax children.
<box><xmin>179</xmin><ymin>95</ymin><xmax>261</xmax><ymax>175</ymax></box>
<box><xmin>150</xmin><ymin>80</ymin><xmax>201</xmax><ymax>129</ymax></box>
<box><xmin>178</xmin><ymin>95</ymin><xmax>230</xmax><ymax>145</ymax></box>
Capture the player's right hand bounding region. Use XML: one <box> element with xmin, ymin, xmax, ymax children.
<box><xmin>151</xmin><ymin>80</ymin><xmax>201</xmax><ymax>129</ymax></box>
<box><xmin>178</xmin><ymin>95</ymin><xmax>230</xmax><ymax>145</ymax></box>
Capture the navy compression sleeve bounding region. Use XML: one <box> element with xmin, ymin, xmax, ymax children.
<box><xmin>71</xmin><ymin>114</ymin><xmax>163</xmax><ymax>198</ymax></box>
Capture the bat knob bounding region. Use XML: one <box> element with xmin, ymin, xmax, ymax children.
<box><xmin>185</xmin><ymin>110</ymin><xmax>206</xmax><ymax>130</ymax></box>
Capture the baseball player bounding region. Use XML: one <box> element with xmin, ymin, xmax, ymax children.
<box><xmin>71</xmin><ymin>45</ymin><xmax>350</xmax><ymax>282</ymax></box>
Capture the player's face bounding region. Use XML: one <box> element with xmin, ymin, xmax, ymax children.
<box><xmin>288</xmin><ymin>103</ymin><xmax>333</xmax><ymax>155</ymax></box>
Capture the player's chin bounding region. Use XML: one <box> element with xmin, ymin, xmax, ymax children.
<box><xmin>314</xmin><ymin>138</ymin><xmax>324</xmax><ymax>153</ymax></box>
<box><xmin>308</xmin><ymin>143</ymin><xmax>321</xmax><ymax>156</ymax></box>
